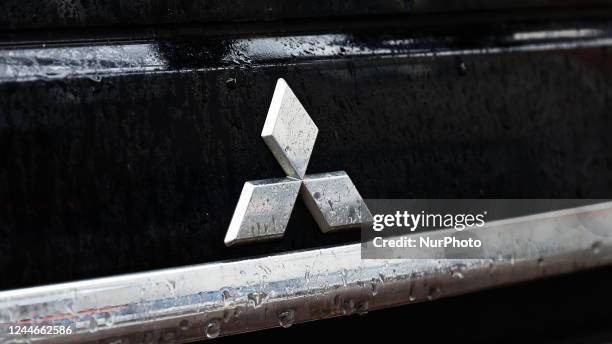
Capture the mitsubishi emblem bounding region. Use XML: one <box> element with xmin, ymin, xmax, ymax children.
<box><xmin>224</xmin><ymin>78</ymin><xmax>372</xmax><ymax>246</ymax></box>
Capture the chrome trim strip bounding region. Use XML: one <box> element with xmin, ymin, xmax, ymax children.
<box><xmin>1</xmin><ymin>202</ymin><xmax>612</xmax><ymax>343</ymax></box>
<box><xmin>3</xmin><ymin>24</ymin><xmax>612</xmax><ymax>83</ymax></box>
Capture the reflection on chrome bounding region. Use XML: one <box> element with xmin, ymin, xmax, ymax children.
<box><xmin>513</xmin><ymin>28</ymin><xmax>603</xmax><ymax>40</ymax></box>
<box><xmin>2</xmin><ymin>23</ymin><xmax>612</xmax><ymax>83</ymax></box>
<box><xmin>1</xmin><ymin>202</ymin><xmax>612</xmax><ymax>343</ymax></box>
<box><xmin>0</xmin><ymin>43</ymin><xmax>167</xmax><ymax>82</ymax></box>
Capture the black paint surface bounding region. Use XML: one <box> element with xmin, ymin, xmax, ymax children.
<box><xmin>2</xmin><ymin>0</ymin><xmax>612</xmax><ymax>30</ymax></box>
<box><xmin>1</xmin><ymin>16</ymin><xmax>612</xmax><ymax>291</ymax></box>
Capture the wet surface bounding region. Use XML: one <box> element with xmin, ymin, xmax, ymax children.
<box><xmin>1</xmin><ymin>18</ymin><xmax>612</xmax><ymax>289</ymax></box>
<box><xmin>217</xmin><ymin>266</ymin><xmax>612</xmax><ymax>344</ymax></box>
<box><xmin>3</xmin><ymin>20</ymin><xmax>612</xmax><ymax>82</ymax></box>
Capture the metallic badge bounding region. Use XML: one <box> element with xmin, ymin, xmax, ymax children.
<box><xmin>224</xmin><ymin>78</ymin><xmax>372</xmax><ymax>246</ymax></box>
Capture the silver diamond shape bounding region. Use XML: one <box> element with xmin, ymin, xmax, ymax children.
<box><xmin>261</xmin><ymin>78</ymin><xmax>318</xmax><ymax>179</ymax></box>
<box><xmin>301</xmin><ymin>171</ymin><xmax>372</xmax><ymax>233</ymax></box>
<box><xmin>224</xmin><ymin>178</ymin><xmax>301</xmax><ymax>246</ymax></box>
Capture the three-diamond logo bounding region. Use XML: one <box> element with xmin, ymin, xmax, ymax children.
<box><xmin>224</xmin><ymin>78</ymin><xmax>372</xmax><ymax>246</ymax></box>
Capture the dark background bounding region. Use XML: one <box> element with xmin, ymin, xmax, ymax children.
<box><xmin>3</xmin><ymin>17</ymin><xmax>612</xmax><ymax>290</ymax></box>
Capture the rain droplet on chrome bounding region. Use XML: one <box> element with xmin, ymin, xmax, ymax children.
<box><xmin>221</xmin><ymin>289</ymin><xmax>232</xmax><ymax>304</ymax></box>
<box><xmin>278</xmin><ymin>309</ymin><xmax>295</xmax><ymax>328</ymax></box>
<box><xmin>408</xmin><ymin>281</ymin><xmax>416</xmax><ymax>302</ymax></box>
<box><xmin>356</xmin><ymin>301</ymin><xmax>369</xmax><ymax>315</ymax></box>
<box><xmin>179</xmin><ymin>319</ymin><xmax>190</xmax><ymax>331</ymax></box>
<box><xmin>592</xmin><ymin>241</ymin><xmax>602</xmax><ymax>255</ymax></box>
<box><xmin>247</xmin><ymin>292</ymin><xmax>268</xmax><ymax>308</ymax></box>
<box><xmin>223</xmin><ymin>310</ymin><xmax>232</xmax><ymax>323</ymax></box>
<box><xmin>370</xmin><ymin>278</ymin><xmax>379</xmax><ymax>296</ymax></box>
<box><xmin>342</xmin><ymin>299</ymin><xmax>355</xmax><ymax>315</ymax></box>
<box><xmin>450</xmin><ymin>264</ymin><xmax>467</xmax><ymax>279</ymax></box>
<box><xmin>204</xmin><ymin>319</ymin><xmax>221</xmax><ymax>339</ymax></box>
<box><xmin>427</xmin><ymin>286</ymin><xmax>441</xmax><ymax>301</ymax></box>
